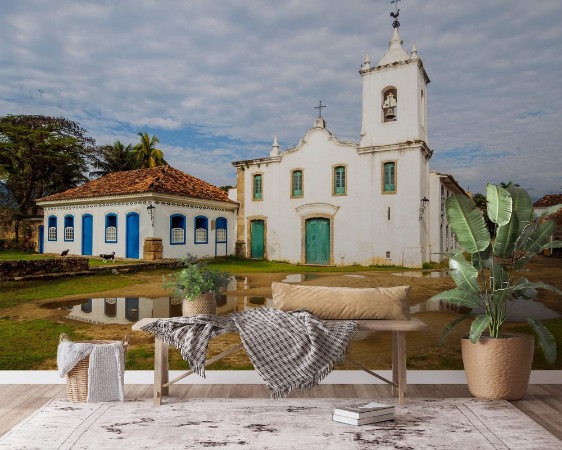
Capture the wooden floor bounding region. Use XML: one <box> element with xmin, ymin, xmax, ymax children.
<box><xmin>1</xmin><ymin>384</ymin><xmax>561</xmax><ymax>441</ymax></box>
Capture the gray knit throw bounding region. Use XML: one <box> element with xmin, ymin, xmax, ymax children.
<box><xmin>141</xmin><ymin>308</ymin><xmax>357</xmax><ymax>399</ymax></box>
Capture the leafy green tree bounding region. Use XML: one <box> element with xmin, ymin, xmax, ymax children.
<box><xmin>133</xmin><ymin>132</ymin><xmax>167</xmax><ymax>169</ymax></box>
<box><xmin>90</xmin><ymin>140</ymin><xmax>138</xmax><ymax>178</ymax></box>
<box><xmin>0</xmin><ymin>115</ymin><xmax>95</xmax><ymax>242</ymax></box>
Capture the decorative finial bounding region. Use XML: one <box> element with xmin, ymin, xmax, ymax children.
<box><xmin>315</xmin><ymin>100</ymin><xmax>326</xmax><ymax>119</ymax></box>
<box><xmin>390</xmin><ymin>0</ymin><xmax>401</xmax><ymax>28</ymax></box>
<box><xmin>270</xmin><ymin>135</ymin><xmax>280</xmax><ymax>156</ymax></box>
<box><xmin>411</xmin><ymin>41</ymin><xmax>418</xmax><ymax>59</ymax></box>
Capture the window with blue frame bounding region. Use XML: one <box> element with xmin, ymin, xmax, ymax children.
<box><xmin>64</xmin><ymin>215</ymin><xmax>74</xmax><ymax>241</ymax></box>
<box><xmin>216</xmin><ymin>217</ymin><xmax>227</xmax><ymax>243</ymax></box>
<box><xmin>195</xmin><ymin>216</ymin><xmax>208</xmax><ymax>244</ymax></box>
<box><xmin>105</xmin><ymin>214</ymin><xmax>118</xmax><ymax>243</ymax></box>
<box><xmin>333</xmin><ymin>165</ymin><xmax>346</xmax><ymax>195</ymax></box>
<box><xmin>170</xmin><ymin>214</ymin><xmax>186</xmax><ymax>244</ymax></box>
<box><xmin>48</xmin><ymin>216</ymin><xmax>57</xmax><ymax>241</ymax></box>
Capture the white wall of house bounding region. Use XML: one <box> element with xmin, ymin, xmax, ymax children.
<box><xmin>39</xmin><ymin>194</ymin><xmax>237</xmax><ymax>259</ymax></box>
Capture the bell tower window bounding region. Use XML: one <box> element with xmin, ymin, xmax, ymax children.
<box><xmin>382</xmin><ymin>87</ymin><xmax>398</xmax><ymax>122</ymax></box>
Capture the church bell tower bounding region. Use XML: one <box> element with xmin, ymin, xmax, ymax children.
<box><xmin>359</xmin><ymin>7</ymin><xmax>430</xmax><ymax>148</ymax></box>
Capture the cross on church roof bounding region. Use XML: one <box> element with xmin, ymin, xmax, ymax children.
<box><xmin>315</xmin><ymin>100</ymin><xmax>326</xmax><ymax>118</ymax></box>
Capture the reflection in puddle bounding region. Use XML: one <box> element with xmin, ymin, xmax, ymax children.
<box><xmin>413</xmin><ymin>298</ymin><xmax>560</xmax><ymax>322</ymax></box>
<box><xmin>343</xmin><ymin>274</ymin><xmax>367</xmax><ymax>278</ymax></box>
<box><xmin>392</xmin><ymin>271</ymin><xmax>450</xmax><ymax>278</ymax></box>
<box><xmin>281</xmin><ymin>274</ymin><xmax>319</xmax><ymax>283</ymax></box>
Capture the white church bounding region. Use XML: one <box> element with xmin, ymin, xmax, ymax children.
<box><xmin>230</xmin><ymin>23</ymin><xmax>464</xmax><ymax>268</ymax></box>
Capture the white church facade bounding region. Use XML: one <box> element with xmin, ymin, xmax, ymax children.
<box><xmin>230</xmin><ymin>25</ymin><xmax>464</xmax><ymax>268</ymax></box>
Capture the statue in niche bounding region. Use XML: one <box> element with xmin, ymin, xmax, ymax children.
<box><xmin>383</xmin><ymin>92</ymin><xmax>397</xmax><ymax>121</ymax></box>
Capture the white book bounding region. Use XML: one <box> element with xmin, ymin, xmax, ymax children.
<box><xmin>334</xmin><ymin>401</ymin><xmax>394</xmax><ymax>419</ymax></box>
<box><xmin>332</xmin><ymin>413</ymin><xmax>394</xmax><ymax>426</ymax></box>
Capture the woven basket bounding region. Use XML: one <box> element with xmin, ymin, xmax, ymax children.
<box><xmin>60</xmin><ymin>333</ymin><xmax>129</xmax><ymax>402</ymax></box>
<box><xmin>182</xmin><ymin>292</ymin><xmax>217</xmax><ymax>316</ymax></box>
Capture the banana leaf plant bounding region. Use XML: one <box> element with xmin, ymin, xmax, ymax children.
<box><xmin>430</xmin><ymin>183</ymin><xmax>562</xmax><ymax>363</ymax></box>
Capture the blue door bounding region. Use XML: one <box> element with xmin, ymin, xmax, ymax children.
<box><xmin>126</xmin><ymin>212</ymin><xmax>140</xmax><ymax>259</ymax></box>
<box><xmin>82</xmin><ymin>214</ymin><xmax>93</xmax><ymax>255</ymax></box>
<box><xmin>38</xmin><ymin>225</ymin><xmax>44</xmax><ymax>254</ymax></box>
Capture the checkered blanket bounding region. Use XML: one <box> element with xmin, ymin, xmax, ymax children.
<box><xmin>141</xmin><ymin>308</ymin><xmax>357</xmax><ymax>399</ymax></box>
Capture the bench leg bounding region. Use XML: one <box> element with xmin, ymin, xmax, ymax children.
<box><xmin>392</xmin><ymin>331</ymin><xmax>407</xmax><ymax>404</ymax></box>
<box><xmin>154</xmin><ymin>338</ymin><xmax>169</xmax><ymax>406</ymax></box>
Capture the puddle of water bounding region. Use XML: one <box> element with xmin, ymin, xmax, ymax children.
<box><xmin>280</xmin><ymin>274</ymin><xmax>319</xmax><ymax>283</ymax></box>
<box><xmin>412</xmin><ymin>298</ymin><xmax>560</xmax><ymax>322</ymax></box>
<box><xmin>343</xmin><ymin>274</ymin><xmax>367</xmax><ymax>278</ymax></box>
<box><xmin>392</xmin><ymin>271</ymin><xmax>450</xmax><ymax>278</ymax></box>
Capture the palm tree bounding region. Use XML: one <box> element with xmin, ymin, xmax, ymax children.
<box><xmin>133</xmin><ymin>132</ymin><xmax>167</xmax><ymax>169</ymax></box>
<box><xmin>90</xmin><ymin>140</ymin><xmax>138</xmax><ymax>178</ymax></box>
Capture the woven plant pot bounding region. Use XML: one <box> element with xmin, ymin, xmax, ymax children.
<box><xmin>462</xmin><ymin>334</ymin><xmax>534</xmax><ymax>401</ymax></box>
<box><xmin>60</xmin><ymin>333</ymin><xmax>129</xmax><ymax>403</ymax></box>
<box><xmin>182</xmin><ymin>292</ymin><xmax>217</xmax><ymax>316</ymax></box>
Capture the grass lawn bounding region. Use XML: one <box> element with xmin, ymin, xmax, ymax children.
<box><xmin>0</xmin><ymin>250</ymin><xmax>54</xmax><ymax>261</ymax></box>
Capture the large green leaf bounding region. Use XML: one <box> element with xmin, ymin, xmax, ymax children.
<box><xmin>445</xmin><ymin>195</ymin><xmax>490</xmax><ymax>253</ymax></box>
<box><xmin>493</xmin><ymin>211</ymin><xmax>519</xmax><ymax>258</ymax></box>
<box><xmin>528</xmin><ymin>318</ymin><xmax>556</xmax><ymax>364</ymax></box>
<box><xmin>491</xmin><ymin>261</ymin><xmax>509</xmax><ymax>291</ymax></box>
<box><xmin>439</xmin><ymin>313</ymin><xmax>475</xmax><ymax>346</ymax></box>
<box><xmin>430</xmin><ymin>289</ymin><xmax>481</xmax><ymax>308</ymax></box>
<box><xmin>537</xmin><ymin>203</ymin><xmax>562</xmax><ymax>220</ymax></box>
<box><xmin>513</xmin><ymin>280</ymin><xmax>562</xmax><ymax>297</ymax></box>
<box><xmin>507</xmin><ymin>185</ymin><xmax>533</xmax><ymax>235</ymax></box>
<box><xmin>521</xmin><ymin>220</ymin><xmax>556</xmax><ymax>254</ymax></box>
<box><xmin>472</xmin><ymin>245</ymin><xmax>492</xmax><ymax>270</ymax></box>
<box><xmin>540</xmin><ymin>240</ymin><xmax>562</xmax><ymax>251</ymax></box>
<box><xmin>469</xmin><ymin>314</ymin><xmax>491</xmax><ymax>343</ymax></box>
<box><xmin>486</xmin><ymin>184</ymin><xmax>512</xmax><ymax>226</ymax></box>
<box><xmin>449</xmin><ymin>251</ymin><xmax>480</xmax><ymax>293</ymax></box>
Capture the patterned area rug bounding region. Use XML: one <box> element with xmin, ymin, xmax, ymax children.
<box><xmin>1</xmin><ymin>398</ymin><xmax>559</xmax><ymax>449</ymax></box>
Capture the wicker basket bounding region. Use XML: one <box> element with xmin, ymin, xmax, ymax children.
<box><xmin>181</xmin><ymin>292</ymin><xmax>217</xmax><ymax>316</ymax></box>
<box><xmin>60</xmin><ymin>333</ymin><xmax>129</xmax><ymax>402</ymax></box>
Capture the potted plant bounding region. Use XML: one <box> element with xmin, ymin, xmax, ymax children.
<box><xmin>164</xmin><ymin>254</ymin><xmax>230</xmax><ymax>316</ymax></box>
<box><xmin>431</xmin><ymin>183</ymin><xmax>562</xmax><ymax>400</ymax></box>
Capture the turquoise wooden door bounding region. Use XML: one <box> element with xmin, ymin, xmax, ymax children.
<box><xmin>126</xmin><ymin>213</ymin><xmax>140</xmax><ymax>259</ymax></box>
<box><xmin>81</xmin><ymin>214</ymin><xmax>93</xmax><ymax>255</ymax></box>
<box><xmin>306</xmin><ymin>218</ymin><xmax>330</xmax><ymax>264</ymax></box>
<box><xmin>250</xmin><ymin>220</ymin><xmax>265</xmax><ymax>259</ymax></box>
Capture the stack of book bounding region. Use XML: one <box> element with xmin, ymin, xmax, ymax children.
<box><xmin>332</xmin><ymin>401</ymin><xmax>395</xmax><ymax>426</ymax></box>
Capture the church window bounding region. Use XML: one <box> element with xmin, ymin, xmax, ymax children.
<box><xmin>382</xmin><ymin>87</ymin><xmax>398</xmax><ymax>122</ymax></box>
<box><xmin>48</xmin><ymin>216</ymin><xmax>57</xmax><ymax>241</ymax></box>
<box><xmin>195</xmin><ymin>216</ymin><xmax>208</xmax><ymax>244</ymax></box>
<box><xmin>105</xmin><ymin>214</ymin><xmax>118</xmax><ymax>243</ymax></box>
<box><xmin>64</xmin><ymin>215</ymin><xmax>74</xmax><ymax>242</ymax></box>
<box><xmin>253</xmin><ymin>174</ymin><xmax>263</xmax><ymax>200</ymax></box>
<box><xmin>291</xmin><ymin>170</ymin><xmax>303</xmax><ymax>198</ymax></box>
<box><xmin>170</xmin><ymin>214</ymin><xmax>186</xmax><ymax>245</ymax></box>
<box><xmin>382</xmin><ymin>162</ymin><xmax>396</xmax><ymax>193</ymax></box>
<box><xmin>216</xmin><ymin>217</ymin><xmax>227</xmax><ymax>243</ymax></box>
<box><xmin>333</xmin><ymin>165</ymin><xmax>347</xmax><ymax>195</ymax></box>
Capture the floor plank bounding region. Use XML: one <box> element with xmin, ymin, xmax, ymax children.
<box><xmin>1</xmin><ymin>384</ymin><xmax>561</xmax><ymax>441</ymax></box>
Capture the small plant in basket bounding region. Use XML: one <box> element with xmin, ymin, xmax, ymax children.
<box><xmin>164</xmin><ymin>254</ymin><xmax>230</xmax><ymax>302</ymax></box>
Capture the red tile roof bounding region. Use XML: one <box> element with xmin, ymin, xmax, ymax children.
<box><xmin>37</xmin><ymin>166</ymin><xmax>235</xmax><ymax>204</ymax></box>
<box><xmin>533</xmin><ymin>194</ymin><xmax>562</xmax><ymax>208</ymax></box>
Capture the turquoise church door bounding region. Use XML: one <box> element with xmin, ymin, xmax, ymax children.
<box><xmin>126</xmin><ymin>212</ymin><xmax>140</xmax><ymax>259</ymax></box>
<box><xmin>250</xmin><ymin>220</ymin><xmax>264</xmax><ymax>259</ymax></box>
<box><xmin>305</xmin><ymin>218</ymin><xmax>330</xmax><ymax>265</ymax></box>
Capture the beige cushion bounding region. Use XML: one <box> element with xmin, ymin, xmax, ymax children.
<box><xmin>271</xmin><ymin>282</ymin><xmax>411</xmax><ymax>320</ymax></box>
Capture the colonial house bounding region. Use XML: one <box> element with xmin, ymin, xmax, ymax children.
<box><xmin>36</xmin><ymin>166</ymin><xmax>238</xmax><ymax>259</ymax></box>
<box><xmin>230</xmin><ymin>25</ymin><xmax>464</xmax><ymax>268</ymax></box>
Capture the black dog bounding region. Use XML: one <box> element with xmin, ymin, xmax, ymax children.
<box><xmin>100</xmin><ymin>251</ymin><xmax>116</xmax><ymax>263</ymax></box>
<box><xmin>60</xmin><ymin>249</ymin><xmax>69</xmax><ymax>257</ymax></box>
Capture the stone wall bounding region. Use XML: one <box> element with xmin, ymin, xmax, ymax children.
<box><xmin>0</xmin><ymin>257</ymin><xmax>89</xmax><ymax>278</ymax></box>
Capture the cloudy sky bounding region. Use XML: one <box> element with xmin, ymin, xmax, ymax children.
<box><xmin>1</xmin><ymin>0</ymin><xmax>561</xmax><ymax>198</ymax></box>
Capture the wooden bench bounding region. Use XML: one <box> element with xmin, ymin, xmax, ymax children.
<box><xmin>133</xmin><ymin>317</ymin><xmax>428</xmax><ymax>406</ymax></box>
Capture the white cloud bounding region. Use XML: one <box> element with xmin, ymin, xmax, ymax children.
<box><xmin>0</xmin><ymin>0</ymin><xmax>561</xmax><ymax>197</ymax></box>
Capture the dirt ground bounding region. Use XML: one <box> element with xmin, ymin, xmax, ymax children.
<box><xmin>8</xmin><ymin>255</ymin><xmax>562</xmax><ymax>370</ymax></box>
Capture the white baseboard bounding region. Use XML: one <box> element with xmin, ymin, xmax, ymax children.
<box><xmin>0</xmin><ymin>370</ymin><xmax>560</xmax><ymax>385</ymax></box>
